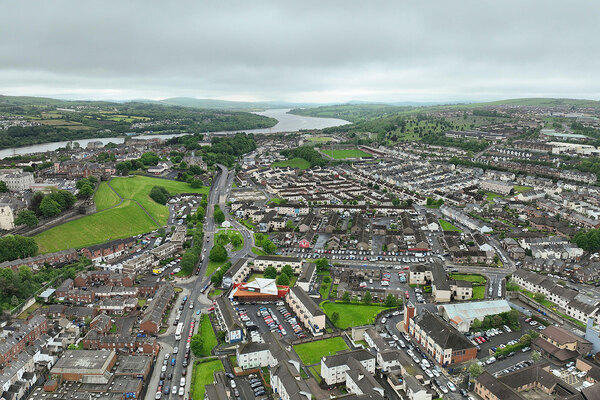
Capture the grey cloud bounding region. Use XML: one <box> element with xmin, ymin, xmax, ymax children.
<box><xmin>0</xmin><ymin>0</ymin><xmax>599</xmax><ymax>102</ymax></box>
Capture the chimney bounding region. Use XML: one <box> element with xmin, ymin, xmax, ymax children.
<box><xmin>403</xmin><ymin>302</ymin><xmax>416</xmax><ymax>333</ymax></box>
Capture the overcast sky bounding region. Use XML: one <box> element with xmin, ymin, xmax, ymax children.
<box><xmin>1</xmin><ymin>1</ymin><xmax>599</xmax><ymax>103</ymax></box>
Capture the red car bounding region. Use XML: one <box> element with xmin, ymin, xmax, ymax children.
<box><xmin>207</xmin><ymin>306</ymin><xmax>215</xmax><ymax>312</ymax></box>
<box><xmin>405</xmin><ymin>291</ymin><xmax>410</xmax><ymax>300</ymax></box>
<box><xmin>403</xmin><ymin>266</ymin><xmax>410</xmax><ymax>270</ymax></box>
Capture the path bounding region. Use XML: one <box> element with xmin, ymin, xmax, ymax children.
<box><xmin>106</xmin><ymin>178</ymin><xmax>162</xmax><ymax>227</ymax></box>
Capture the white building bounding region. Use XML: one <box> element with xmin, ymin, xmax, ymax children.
<box><xmin>320</xmin><ymin>350</ymin><xmax>376</xmax><ymax>385</ymax></box>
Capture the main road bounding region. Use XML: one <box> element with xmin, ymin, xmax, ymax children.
<box><xmin>145</xmin><ymin>164</ymin><xmax>254</xmax><ymax>400</ymax></box>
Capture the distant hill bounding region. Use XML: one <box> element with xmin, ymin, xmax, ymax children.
<box><xmin>149</xmin><ymin>97</ymin><xmax>315</xmax><ymax>111</ymax></box>
<box><xmin>460</xmin><ymin>97</ymin><xmax>600</xmax><ymax>109</ymax></box>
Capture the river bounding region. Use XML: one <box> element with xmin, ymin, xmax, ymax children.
<box><xmin>0</xmin><ymin>109</ymin><xmax>349</xmax><ymax>159</ymax></box>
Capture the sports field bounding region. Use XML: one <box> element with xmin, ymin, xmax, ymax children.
<box><xmin>35</xmin><ymin>176</ymin><xmax>208</xmax><ymax>253</ymax></box>
<box><xmin>322</xmin><ymin>149</ymin><xmax>371</xmax><ymax>159</ymax></box>
<box><xmin>93</xmin><ymin>182</ymin><xmax>120</xmax><ymax>211</ymax></box>
<box><xmin>293</xmin><ymin>336</ymin><xmax>349</xmax><ymax>365</ymax></box>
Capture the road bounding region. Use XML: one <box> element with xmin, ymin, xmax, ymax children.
<box><xmin>145</xmin><ymin>164</ymin><xmax>255</xmax><ymax>400</ymax></box>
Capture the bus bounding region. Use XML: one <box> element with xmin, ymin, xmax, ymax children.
<box><xmin>175</xmin><ymin>322</ymin><xmax>184</xmax><ymax>341</ymax></box>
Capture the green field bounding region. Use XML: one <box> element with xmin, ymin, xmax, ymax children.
<box><xmin>514</xmin><ymin>185</ymin><xmax>533</xmax><ymax>193</ymax></box>
<box><xmin>439</xmin><ymin>219</ymin><xmax>462</xmax><ymax>232</ymax></box>
<box><xmin>252</xmin><ymin>247</ymin><xmax>266</xmax><ymax>256</ymax></box>
<box><xmin>320</xmin><ymin>301</ymin><xmax>392</xmax><ymax>329</ymax></box>
<box><xmin>190</xmin><ymin>359</ymin><xmax>224</xmax><ymax>400</ymax></box>
<box><xmin>271</xmin><ymin>157</ymin><xmax>311</xmax><ymax>170</ymax></box>
<box><xmin>110</xmin><ymin>176</ymin><xmax>208</xmax><ymax>224</ymax></box>
<box><xmin>322</xmin><ymin>149</ymin><xmax>372</xmax><ymax>159</ymax></box>
<box><xmin>472</xmin><ymin>286</ymin><xmax>485</xmax><ymax>300</ymax></box>
<box><xmin>307</xmin><ymin>136</ymin><xmax>333</xmax><ymax>142</ymax></box>
<box><xmin>449</xmin><ymin>273</ymin><xmax>487</xmax><ymax>284</ymax></box>
<box><xmin>93</xmin><ymin>182</ymin><xmax>121</xmax><ymax>211</ymax></box>
<box><xmin>197</xmin><ymin>314</ymin><xmax>218</xmax><ymax>356</ymax></box>
<box><xmin>485</xmin><ymin>192</ymin><xmax>504</xmax><ymax>202</ymax></box>
<box><xmin>35</xmin><ymin>176</ymin><xmax>207</xmax><ymax>253</ymax></box>
<box><xmin>293</xmin><ymin>336</ymin><xmax>349</xmax><ymax>365</ymax></box>
<box><xmin>35</xmin><ymin>200</ymin><xmax>157</xmax><ymax>253</ymax></box>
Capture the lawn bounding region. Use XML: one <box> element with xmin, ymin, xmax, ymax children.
<box><xmin>215</xmin><ymin>229</ymin><xmax>244</xmax><ymax>251</ymax></box>
<box><xmin>472</xmin><ymin>286</ymin><xmax>486</xmax><ymax>300</ymax></box>
<box><xmin>197</xmin><ymin>314</ymin><xmax>218</xmax><ymax>356</ymax></box>
<box><xmin>307</xmin><ymin>136</ymin><xmax>333</xmax><ymax>142</ymax></box>
<box><xmin>319</xmin><ymin>274</ymin><xmax>332</xmax><ymax>299</ymax></box>
<box><xmin>35</xmin><ymin>200</ymin><xmax>157</xmax><ymax>253</ymax></box>
<box><xmin>322</xmin><ymin>149</ymin><xmax>372</xmax><ymax>159</ymax></box>
<box><xmin>514</xmin><ymin>185</ymin><xmax>533</xmax><ymax>193</ymax></box>
<box><xmin>320</xmin><ymin>301</ymin><xmax>393</xmax><ymax>329</ymax></box>
<box><xmin>485</xmin><ymin>192</ymin><xmax>504</xmax><ymax>202</ymax></box>
<box><xmin>190</xmin><ymin>359</ymin><xmax>224</xmax><ymax>400</ymax></box>
<box><xmin>438</xmin><ymin>219</ymin><xmax>462</xmax><ymax>232</ymax></box>
<box><xmin>110</xmin><ymin>176</ymin><xmax>208</xmax><ymax>224</ymax></box>
<box><xmin>93</xmin><ymin>182</ymin><xmax>120</xmax><ymax>211</ymax></box>
<box><xmin>293</xmin><ymin>336</ymin><xmax>349</xmax><ymax>365</ymax></box>
<box><xmin>252</xmin><ymin>247</ymin><xmax>266</xmax><ymax>256</ymax></box>
<box><xmin>449</xmin><ymin>273</ymin><xmax>487</xmax><ymax>284</ymax></box>
<box><xmin>272</xmin><ymin>157</ymin><xmax>310</xmax><ymax>170</ymax></box>
<box><xmin>35</xmin><ymin>176</ymin><xmax>207</xmax><ymax>253</ymax></box>
<box><xmin>205</xmin><ymin>260</ymin><xmax>227</xmax><ymax>277</ymax></box>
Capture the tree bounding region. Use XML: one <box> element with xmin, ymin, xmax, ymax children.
<box><xmin>190</xmin><ymin>179</ymin><xmax>203</xmax><ymax>188</ymax></box>
<box><xmin>149</xmin><ymin>186</ymin><xmax>170</xmax><ymax>205</ymax></box>
<box><xmin>78</xmin><ymin>183</ymin><xmax>94</xmax><ymax>199</ymax></box>
<box><xmin>322</xmin><ymin>276</ymin><xmax>331</xmax><ymax>284</ymax></box>
<box><xmin>281</xmin><ymin>265</ymin><xmax>294</xmax><ymax>278</ymax></box>
<box><xmin>190</xmin><ymin>334</ymin><xmax>204</xmax><ymax>357</ymax></box>
<box><xmin>385</xmin><ymin>294</ymin><xmax>397</xmax><ymax>307</ymax></box>
<box><xmin>331</xmin><ymin>312</ymin><xmax>340</xmax><ymax>324</ymax></box>
<box><xmin>519</xmin><ymin>334</ymin><xmax>532</xmax><ymax>345</ymax></box>
<box><xmin>139</xmin><ymin>152</ymin><xmax>159</xmax><ymax>166</ymax></box>
<box><xmin>363</xmin><ymin>291</ymin><xmax>372</xmax><ymax>305</ymax></box>
<box><xmin>230</xmin><ymin>234</ymin><xmax>242</xmax><ymax>249</ymax></box>
<box><xmin>10</xmin><ymin>295</ymin><xmax>19</xmax><ymax>306</ymax></box>
<box><xmin>532</xmin><ymin>292</ymin><xmax>546</xmax><ymax>302</ymax></box>
<box><xmin>29</xmin><ymin>192</ymin><xmax>44</xmax><ymax>215</ymax></box>
<box><xmin>0</xmin><ymin>181</ymin><xmax>8</xmax><ymax>193</ymax></box>
<box><xmin>209</xmin><ymin>245</ymin><xmax>228</xmax><ymax>262</ymax></box>
<box><xmin>531</xmin><ymin>350</ymin><xmax>541</xmax><ymax>362</ymax></box>
<box><xmin>468</xmin><ymin>362</ymin><xmax>484</xmax><ymax>377</ymax></box>
<box><xmin>471</xmin><ymin>318</ymin><xmax>482</xmax><ymax>330</ymax></box>
<box><xmin>14</xmin><ymin>210</ymin><xmax>39</xmax><ymax>227</ymax></box>
<box><xmin>276</xmin><ymin>274</ymin><xmax>290</xmax><ymax>286</ymax></box>
<box><xmin>315</xmin><ymin>258</ymin><xmax>329</xmax><ymax>272</ymax></box>
<box><xmin>214</xmin><ymin>206</ymin><xmax>225</xmax><ymax>224</ymax></box>
<box><xmin>39</xmin><ymin>196</ymin><xmax>61</xmax><ymax>217</ymax></box>
<box><xmin>491</xmin><ymin>315</ymin><xmax>503</xmax><ymax>327</ymax></box>
<box><xmin>263</xmin><ymin>241</ymin><xmax>277</xmax><ymax>255</ymax></box>
<box><xmin>264</xmin><ymin>266</ymin><xmax>277</xmax><ymax>279</ymax></box>
<box><xmin>180</xmin><ymin>250</ymin><xmax>198</xmax><ymax>275</ymax></box>
<box><xmin>342</xmin><ymin>291</ymin><xmax>351</xmax><ymax>303</ymax></box>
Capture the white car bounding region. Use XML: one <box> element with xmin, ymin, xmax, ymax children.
<box><xmin>440</xmin><ymin>385</ymin><xmax>449</xmax><ymax>394</ymax></box>
<box><xmin>161</xmin><ymin>365</ymin><xmax>167</xmax><ymax>372</ymax></box>
<box><xmin>447</xmin><ymin>382</ymin><xmax>456</xmax><ymax>392</ymax></box>
<box><xmin>424</xmin><ymin>369</ymin><xmax>434</xmax><ymax>378</ymax></box>
<box><xmin>432</xmin><ymin>369</ymin><xmax>440</xmax><ymax>378</ymax></box>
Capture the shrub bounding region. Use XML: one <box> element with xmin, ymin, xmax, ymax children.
<box><xmin>149</xmin><ymin>185</ymin><xmax>170</xmax><ymax>205</ymax></box>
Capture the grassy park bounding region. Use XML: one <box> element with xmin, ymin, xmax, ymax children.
<box><xmin>93</xmin><ymin>182</ymin><xmax>120</xmax><ymax>211</ymax></box>
<box><xmin>322</xmin><ymin>148</ymin><xmax>372</xmax><ymax>159</ymax></box>
<box><xmin>35</xmin><ymin>176</ymin><xmax>207</xmax><ymax>253</ymax></box>
<box><xmin>272</xmin><ymin>157</ymin><xmax>311</xmax><ymax>170</ymax></box>
<box><xmin>35</xmin><ymin>200</ymin><xmax>157</xmax><ymax>253</ymax></box>
<box><xmin>320</xmin><ymin>301</ymin><xmax>392</xmax><ymax>329</ymax></box>
<box><xmin>293</xmin><ymin>336</ymin><xmax>349</xmax><ymax>365</ymax></box>
<box><xmin>439</xmin><ymin>218</ymin><xmax>462</xmax><ymax>232</ymax></box>
<box><xmin>190</xmin><ymin>359</ymin><xmax>224</xmax><ymax>400</ymax></box>
<box><xmin>449</xmin><ymin>273</ymin><xmax>486</xmax><ymax>284</ymax></box>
